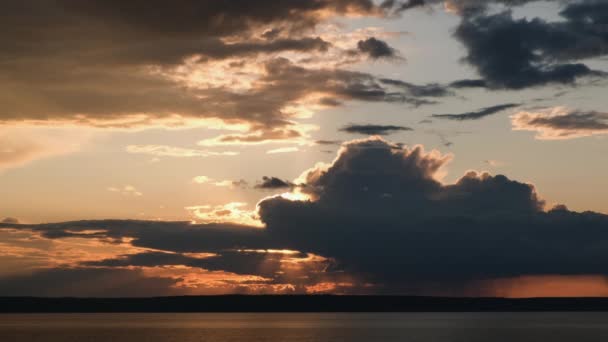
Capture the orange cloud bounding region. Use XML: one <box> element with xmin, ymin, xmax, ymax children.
<box><xmin>477</xmin><ymin>275</ymin><xmax>608</xmax><ymax>298</ymax></box>
<box><xmin>185</xmin><ymin>203</ymin><xmax>263</xmax><ymax>227</ymax></box>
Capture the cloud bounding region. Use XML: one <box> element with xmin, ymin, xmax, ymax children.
<box><xmin>254</xmin><ymin>137</ymin><xmax>608</xmax><ymax>292</ymax></box>
<box><xmin>213</xmin><ymin>180</ymin><xmax>248</xmax><ymax>188</ymax></box>
<box><xmin>391</xmin><ymin>0</ymin><xmax>547</xmax><ymax>15</ymax></box>
<box><xmin>443</xmin><ymin>0</ymin><xmax>544</xmax><ymax>15</ymax></box>
<box><xmin>340</xmin><ymin>124</ymin><xmax>413</xmax><ymax>135</ymax></box>
<box><xmin>512</xmin><ymin>107</ymin><xmax>608</xmax><ymax>140</ymax></box>
<box><xmin>454</xmin><ymin>5</ymin><xmax>608</xmax><ymax>89</ymax></box>
<box><xmin>0</xmin><ymin>267</ymin><xmax>183</xmax><ymax>297</ymax></box>
<box><xmin>107</xmin><ymin>185</ymin><xmax>143</xmax><ymax>197</ymax></box>
<box><xmin>126</xmin><ymin>145</ymin><xmax>239</xmax><ymax>158</ymax></box>
<box><xmin>484</xmin><ymin>159</ymin><xmax>505</xmax><ymax>167</ymax></box>
<box><xmin>356</xmin><ymin>37</ymin><xmax>400</xmax><ymax>59</ymax></box>
<box><xmin>316</xmin><ymin>140</ymin><xmax>343</xmax><ymax>146</ymax></box>
<box><xmin>193</xmin><ymin>176</ymin><xmax>212</xmax><ymax>184</ymax></box>
<box><xmin>197</xmin><ymin>125</ymin><xmax>316</xmax><ymax>147</ymax></box>
<box><xmin>1</xmin><ymin>218</ymin><xmax>19</xmax><ymax>224</ymax></box>
<box><xmin>255</xmin><ymin>177</ymin><xmax>295</xmax><ymax>190</ymax></box>
<box><xmin>0</xmin><ymin>0</ymin><xmax>431</xmax><ymax>145</ymax></box>
<box><xmin>0</xmin><ymin>220</ymin><xmax>272</xmax><ymax>252</ymax></box>
<box><xmin>193</xmin><ymin>177</ymin><xmax>248</xmax><ymax>188</ymax></box>
<box><xmin>82</xmin><ymin>250</ymin><xmax>297</xmax><ymax>279</ymax></box>
<box><xmin>432</xmin><ymin>103</ymin><xmax>519</xmax><ymax>120</ymax></box>
<box><xmin>449</xmin><ymin>79</ymin><xmax>488</xmax><ymax>89</ymax></box>
<box><xmin>4</xmin><ymin>137</ymin><xmax>608</xmax><ymax>295</ymax></box>
<box><xmin>266</xmin><ymin>147</ymin><xmax>300</xmax><ymax>154</ymax></box>
<box><xmin>379</xmin><ymin>78</ymin><xmax>454</xmax><ymax>99</ymax></box>
<box><xmin>186</xmin><ymin>203</ymin><xmax>263</xmax><ymax>227</ymax></box>
<box><xmin>0</xmin><ymin>126</ymin><xmax>93</xmax><ymax>171</ymax></box>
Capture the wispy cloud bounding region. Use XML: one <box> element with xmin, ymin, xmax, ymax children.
<box><xmin>512</xmin><ymin>107</ymin><xmax>608</xmax><ymax>140</ymax></box>
<box><xmin>432</xmin><ymin>103</ymin><xmax>519</xmax><ymax>121</ymax></box>
<box><xmin>107</xmin><ymin>185</ymin><xmax>143</xmax><ymax>197</ymax></box>
<box><xmin>126</xmin><ymin>145</ymin><xmax>239</xmax><ymax>158</ymax></box>
<box><xmin>267</xmin><ymin>147</ymin><xmax>300</xmax><ymax>154</ymax></box>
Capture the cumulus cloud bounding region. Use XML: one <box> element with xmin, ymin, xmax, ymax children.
<box><xmin>512</xmin><ymin>107</ymin><xmax>608</xmax><ymax>140</ymax></box>
<box><xmin>3</xmin><ymin>137</ymin><xmax>608</xmax><ymax>295</ymax></box>
<box><xmin>432</xmin><ymin>103</ymin><xmax>519</xmax><ymax>120</ymax></box>
<box><xmin>255</xmin><ymin>137</ymin><xmax>608</xmax><ymax>291</ymax></box>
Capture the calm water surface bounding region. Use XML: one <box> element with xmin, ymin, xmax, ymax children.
<box><xmin>2</xmin><ymin>313</ymin><xmax>608</xmax><ymax>341</ymax></box>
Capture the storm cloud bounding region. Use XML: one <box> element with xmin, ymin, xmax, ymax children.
<box><xmin>3</xmin><ymin>137</ymin><xmax>608</xmax><ymax>294</ymax></box>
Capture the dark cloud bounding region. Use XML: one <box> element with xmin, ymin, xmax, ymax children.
<box><xmin>390</xmin><ymin>0</ymin><xmax>548</xmax><ymax>15</ymax></box>
<box><xmin>318</xmin><ymin>98</ymin><xmax>343</xmax><ymax>107</ymax></box>
<box><xmin>1</xmin><ymin>217</ymin><xmax>19</xmax><ymax>224</ymax></box>
<box><xmin>432</xmin><ymin>103</ymin><xmax>519</xmax><ymax>120</ymax></box>
<box><xmin>392</xmin><ymin>0</ymin><xmax>607</xmax><ymax>90</ymax></box>
<box><xmin>3</xmin><ymin>137</ymin><xmax>608</xmax><ymax>294</ymax></box>
<box><xmin>0</xmin><ymin>268</ymin><xmax>181</xmax><ymax>297</ymax></box>
<box><xmin>449</xmin><ymin>79</ymin><xmax>488</xmax><ymax>89</ymax></box>
<box><xmin>0</xmin><ymin>220</ymin><xmax>272</xmax><ymax>253</ymax></box>
<box><xmin>255</xmin><ymin>177</ymin><xmax>295</xmax><ymax>190</ymax></box>
<box><xmin>340</xmin><ymin>124</ymin><xmax>413</xmax><ymax>135</ymax></box>
<box><xmin>316</xmin><ymin>140</ymin><xmax>343</xmax><ymax>145</ymax></box>
<box><xmin>232</xmin><ymin>180</ymin><xmax>250</xmax><ymax>189</ymax></box>
<box><xmin>379</xmin><ymin>79</ymin><xmax>453</xmax><ymax>98</ymax></box>
<box><xmin>82</xmin><ymin>251</ymin><xmax>287</xmax><ymax>278</ymax></box>
<box><xmin>0</xmin><ymin>0</ymin><xmax>423</xmax><ymax>132</ymax></box>
<box><xmin>454</xmin><ymin>4</ymin><xmax>608</xmax><ymax>89</ymax></box>
<box><xmin>522</xmin><ymin>110</ymin><xmax>608</xmax><ymax>131</ymax></box>
<box><xmin>357</xmin><ymin>37</ymin><xmax>399</xmax><ymax>59</ymax></box>
<box><xmin>445</xmin><ymin>0</ymin><xmax>547</xmax><ymax>15</ymax></box>
<box><xmin>257</xmin><ymin>138</ymin><xmax>608</xmax><ymax>291</ymax></box>
<box><xmin>394</xmin><ymin>0</ymin><xmax>427</xmax><ymax>11</ymax></box>
<box><xmin>192</xmin><ymin>57</ymin><xmax>454</xmax><ymax>143</ymax></box>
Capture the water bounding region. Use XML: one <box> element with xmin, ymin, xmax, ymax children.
<box><xmin>2</xmin><ymin>313</ymin><xmax>608</xmax><ymax>341</ymax></box>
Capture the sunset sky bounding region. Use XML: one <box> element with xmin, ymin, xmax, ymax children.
<box><xmin>1</xmin><ymin>0</ymin><xmax>608</xmax><ymax>297</ymax></box>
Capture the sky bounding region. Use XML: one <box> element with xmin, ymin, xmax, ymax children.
<box><xmin>1</xmin><ymin>0</ymin><xmax>608</xmax><ymax>297</ymax></box>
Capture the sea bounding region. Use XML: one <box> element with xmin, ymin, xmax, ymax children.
<box><xmin>1</xmin><ymin>312</ymin><xmax>608</xmax><ymax>341</ymax></box>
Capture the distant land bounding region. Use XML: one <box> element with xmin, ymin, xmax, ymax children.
<box><xmin>3</xmin><ymin>296</ymin><xmax>608</xmax><ymax>313</ymax></box>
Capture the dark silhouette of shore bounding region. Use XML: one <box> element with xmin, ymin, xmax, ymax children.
<box><xmin>3</xmin><ymin>295</ymin><xmax>608</xmax><ymax>313</ymax></box>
